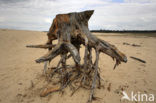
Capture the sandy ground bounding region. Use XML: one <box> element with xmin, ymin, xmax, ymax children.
<box><xmin>0</xmin><ymin>29</ymin><xmax>156</xmax><ymax>103</ymax></box>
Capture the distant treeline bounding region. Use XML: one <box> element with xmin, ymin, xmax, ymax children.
<box><xmin>90</xmin><ymin>30</ymin><xmax>156</xmax><ymax>33</ymax></box>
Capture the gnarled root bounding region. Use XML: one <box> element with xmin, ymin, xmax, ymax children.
<box><xmin>36</xmin><ymin>42</ymin><xmax>80</xmax><ymax>65</ymax></box>
<box><xmin>27</xmin><ymin>10</ymin><xmax>127</xmax><ymax>103</ymax></box>
<box><xmin>40</xmin><ymin>86</ymin><xmax>60</xmax><ymax>97</ymax></box>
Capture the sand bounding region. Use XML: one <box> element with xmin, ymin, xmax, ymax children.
<box><xmin>0</xmin><ymin>29</ymin><xmax>156</xmax><ymax>103</ymax></box>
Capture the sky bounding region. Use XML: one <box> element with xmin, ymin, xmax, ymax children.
<box><xmin>0</xmin><ymin>0</ymin><xmax>156</xmax><ymax>31</ymax></box>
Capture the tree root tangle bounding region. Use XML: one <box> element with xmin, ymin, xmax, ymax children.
<box><xmin>26</xmin><ymin>10</ymin><xmax>127</xmax><ymax>103</ymax></box>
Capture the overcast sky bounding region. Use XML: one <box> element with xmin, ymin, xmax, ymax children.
<box><xmin>0</xmin><ymin>0</ymin><xmax>156</xmax><ymax>31</ymax></box>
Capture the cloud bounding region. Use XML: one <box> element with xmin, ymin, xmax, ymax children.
<box><xmin>0</xmin><ymin>17</ymin><xmax>5</xmax><ymax>22</ymax></box>
<box><xmin>89</xmin><ymin>2</ymin><xmax>156</xmax><ymax>30</ymax></box>
<box><xmin>124</xmin><ymin>0</ymin><xmax>156</xmax><ymax>3</ymax></box>
<box><xmin>0</xmin><ymin>0</ymin><xmax>156</xmax><ymax>30</ymax></box>
<box><xmin>45</xmin><ymin>18</ymin><xmax>52</xmax><ymax>24</ymax></box>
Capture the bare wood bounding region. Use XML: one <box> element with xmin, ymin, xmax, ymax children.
<box><xmin>26</xmin><ymin>44</ymin><xmax>56</xmax><ymax>49</ymax></box>
<box><xmin>40</xmin><ymin>86</ymin><xmax>60</xmax><ymax>97</ymax></box>
<box><xmin>88</xmin><ymin>48</ymin><xmax>99</xmax><ymax>103</ymax></box>
<box><xmin>130</xmin><ymin>56</ymin><xmax>146</xmax><ymax>63</ymax></box>
<box><xmin>27</xmin><ymin>10</ymin><xmax>127</xmax><ymax>103</ymax></box>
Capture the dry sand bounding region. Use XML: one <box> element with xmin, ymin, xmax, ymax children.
<box><xmin>0</xmin><ymin>29</ymin><xmax>156</xmax><ymax>103</ymax></box>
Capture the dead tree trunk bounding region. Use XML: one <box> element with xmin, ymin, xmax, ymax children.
<box><xmin>27</xmin><ymin>10</ymin><xmax>127</xmax><ymax>103</ymax></box>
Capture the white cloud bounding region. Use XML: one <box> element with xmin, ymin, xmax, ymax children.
<box><xmin>89</xmin><ymin>2</ymin><xmax>156</xmax><ymax>30</ymax></box>
<box><xmin>0</xmin><ymin>0</ymin><xmax>156</xmax><ymax>30</ymax></box>
<box><xmin>124</xmin><ymin>0</ymin><xmax>156</xmax><ymax>3</ymax></box>
<box><xmin>45</xmin><ymin>18</ymin><xmax>52</xmax><ymax>24</ymax></box>
<box><xmin>0</xmin><ymin>17</ymin><xmax>5</xmax><ymax>22</ymax></box>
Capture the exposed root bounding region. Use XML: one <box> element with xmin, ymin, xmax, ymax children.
<box><xmin>40</xmin><ymin>86</ymin><xmax>60</xmax><ymax>97</ymax></box>
<box><xmin>26</xmin><ymin>44</ymin><xmax>56</xmax><ymax>49</ymax></box>
<box><xmin>27</xmin><ymin>10</ymin><xmax>127</xmax><ymax>103</ymax></box>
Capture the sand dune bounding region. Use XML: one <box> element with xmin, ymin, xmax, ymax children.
<box><xmin>0</xmin><ymin>29</ymin><xmax>156</xmax><ymax>103</ymax></box>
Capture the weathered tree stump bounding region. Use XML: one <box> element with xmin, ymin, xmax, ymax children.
<box><xmin>27</xmin><ymin>10</ymin><xmax>127</xmax><ymax>103</ymax></box>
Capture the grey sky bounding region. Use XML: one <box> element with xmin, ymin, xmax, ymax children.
<box><xmin>0</xmin><ymin>0</ymin><xmax>156</xmax><ymax>31</ymax></box>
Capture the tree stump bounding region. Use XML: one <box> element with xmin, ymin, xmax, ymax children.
<box><xmin>27</xmin><ymin>10</ymin><xmax>127</xmax><ymax>103</ymax></box>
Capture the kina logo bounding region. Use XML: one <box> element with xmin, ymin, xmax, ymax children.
<box><xmin>121</xmin><ymin>91</ymin><xmax>155</xmax><ymax>102</ymax></box>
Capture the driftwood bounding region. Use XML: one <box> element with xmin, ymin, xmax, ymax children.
<box><xmin>123</xmin><ymin>42</ymin><xmax>130</xmax><ymax>45</ymax></box>
<box><xmin>40</xmin><ymin>86</ymin><xmax>60</xmax><ymax>97</ymax></box>
<box><xmin>123</xmin><ymin>42</ymin><xmax>141</xmax><ymax>47</ymax></box>
<box><xmin>27</xmin><ymin>10</ymin><xmax>127</xmax><ymax>103</ymax></box>
<box><xmin>130</xmin><ymin>56</ymin><xmax>146</xmax><ymax>63</ymax></box>
<box><xmin>26</xmin><ymin>44</ymin><xmax>56</xmax><ymax>49</ymax></box>
<box><xmin>132</xmin><ymin>44</ymin><xmax>141</xmax><ymax>47</ymax></box>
